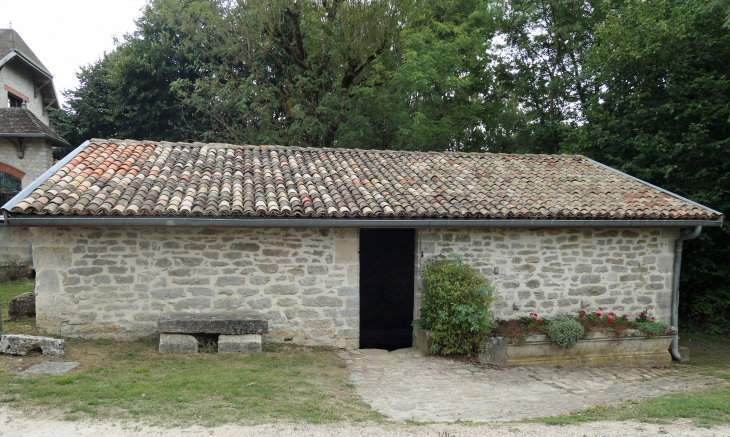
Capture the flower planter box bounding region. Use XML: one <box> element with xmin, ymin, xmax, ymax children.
<box><xmin>413</xmin><ymin>328</ymin><xmax>675</xmax><ymax>367</ymax></box>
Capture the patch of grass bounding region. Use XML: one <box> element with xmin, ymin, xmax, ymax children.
<box><xmin>531</xmin><ymin>387</ymin><xmax>730</xmax><ymax>427</ymax></box>
<box><xmin>0</xmin><ymin>278</ymin><xmax>34</xmax><ymax>330</ymax></box>
<box><xmin>529</xmin><ymin>333</ymin><xmax>730</xmax><ymax>427</ymax></box>
<box><xmin>0</xmin><ymin>333</ymin><xmax>379</xmax><ymax>426</ymax></box>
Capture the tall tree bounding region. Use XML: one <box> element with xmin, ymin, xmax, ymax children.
<box><xmin>495</xmin><ymin>0</ymin><xmax>604</xmax><ymax>154</ymax></box>
<box><xmin>175</xmin><ymin>0</ymin><xmax>413</xmax><ymax>148</ymax></box>
<box><xmin>52</xmin><ymin>0</ymin><xmax>221</xmax><ymax>147</ymax></box>
<box><xmin>576</xmin><ymin>0</ymin><xmax>730</xmax><ymax>334</ymax></box>
<box><xmin>338</xmin><ymin>0</ymin><xmax>502</xmax><ymax>152</ymax></box>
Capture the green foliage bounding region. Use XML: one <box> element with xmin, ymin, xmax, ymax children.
<box><xmin>493</xmin><ymin>0</ymin><xmax>605</xmax><ymax>154</ymax></box>
<box><xmin>418</xmin><ymin>253</ymin><xmax>497</xmax><ymax>355</ymax></box>
<box><xmin>636</xmin><ymin>321</ymin><xmax>670</xmax><ymax>338</ymax></box>
<box><xmin>51</xmin><ymin>0</ymin><xmax>222</xmax><ymax>147</ymax></box>
<box><xmin>575</xmin><ymin>0</ymin><xmax>730</xmax><ymax>335</ymax></box>
<box><xmin>546</xmin><ymin>316</ymin><xmax>584</xmax><ymax>349</ymax></box>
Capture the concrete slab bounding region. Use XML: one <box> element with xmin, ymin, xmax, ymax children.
<box><xmin>218</xmin><ymin>334</ymin><xmax>262</xmax><ymax>353</ymax></box>
<box><xmin>159</xmin><ymin>333</ymin><xmax>198</xmax><ymax>354</ymax></box>
<box><xmin>22</xmin><ymin>362</ymin><xmax>80</xmax><ymax>374</ymax></box>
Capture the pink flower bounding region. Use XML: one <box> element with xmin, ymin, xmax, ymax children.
<box><xmin>624</xmin><ymin>313</ymin><xmax>630</xmax><ymax>317</ymax></box>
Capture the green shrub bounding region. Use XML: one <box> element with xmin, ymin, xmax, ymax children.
<box><xmin>636</xmin><ymin>321</ymin><xmax>670</xmax><ymax>337</ymax></box>
<box><xmin>547</xmin><ymin>316</ymin><xmax>585</xmax><ymax>349</ymax></box>
<box><xmin>416</xmin><ymin>253</ymin><xmax>497</xmax><ymax>356</ymax></box>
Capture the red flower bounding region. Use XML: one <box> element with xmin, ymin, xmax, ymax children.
<box><xmin>599</xmin><ymin>307</ymin><xmax>603</xmax><ymax>311</ymax></box>
<box><xmin>608</xmin><ymin>312</ymin><xmax>615</xmax><ymax>316</ymax></box>
<box><xmin>608</xmin><ymin>317</ymin><xmax>614</xmax><ymax>323</ymax></box>
<box><xmin>579</xmin><ymin>314</ymin><xmax>584</xmax><ymax>318</ymax></box>
<box><xmin>538</xmin><ymin>319</ymin><xmax>543</xmax><ymax>323</ymax></box>
<box><xmin>594</xmin><ymin>312</ymin><xmax>602</xmax><ymax>317</ymax></box>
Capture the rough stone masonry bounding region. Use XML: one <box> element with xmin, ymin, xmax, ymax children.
<box><xmin>415</xmin><ymin>227</ymin><xmax>679</xmax><ymax>324</ymax></box>
<box><xmin>30</xmin><ymin>225</ymin><xmax>678</xmax><ymax>348</ymax></box>
<box><xmin>31</xmin><ymin>226</ymin><xmax>360</xmax><ymax>348</ymax></box>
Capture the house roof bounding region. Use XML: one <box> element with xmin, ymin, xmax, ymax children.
<box><xmin>2</xmin><ymin>139</ymin><xmax>722</xmax><ymax>224</ymax></box>
<box><xmin>0</xmin><ymin>29</ymin><xmax>59</xmax><ymax>110</ymax></box>
<box><xmin>0</xmin><ymin>108</ymin><xmax>69</xmax><ymax>146</ymax></box>
<box><xmin>0</xmin><ymin>29</ymin><xmax>49</xmax><ymax>73</ymax></box>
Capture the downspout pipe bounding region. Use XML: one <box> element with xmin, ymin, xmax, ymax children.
<box><xmin>670</xmin><ymin>226</ymin><xmax>702</xmax><ymax>361</ymax></box>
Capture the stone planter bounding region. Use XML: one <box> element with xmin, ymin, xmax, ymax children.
<box><xmin>414</xmin><ymin>328</ymin><xmax>675</xmax><ymax>367</ymax></box>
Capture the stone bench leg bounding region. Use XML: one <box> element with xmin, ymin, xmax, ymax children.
<box><xmin>218</xmin><ymin>334</ymin><xmax>262</xmax><ymax>353</ymax></box>
<box><xmin>159</xmin><ymin>334</ymin><xmax>198</xmax><ymax>354</ymax></box>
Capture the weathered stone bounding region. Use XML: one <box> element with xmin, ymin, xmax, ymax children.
<box><xmin>8</xmin><ymin>292</ymin><xmax>35</xmax><ymax>321</ymax></box>
<box><xmin>159</xmin><ymin>333</ymin><xmax>198</xmax><ymax>354</ymax></box>
<box><xmin>231</xmin><ymin>243</ymin><xmax>260</xmax><ymax>252</ymax></box>
<box><xmin>150</xmin><ymin>288</ymin><xmax>185</xmax><ymax>299</ymax></box>
<box><xmin>218</xmin><ymin>334</ymin><xmax>262</xmax><ymax>353</ymax></box>
<box><xmin>216</xmin><ymin>277</ymin><xmax>245</xmax><ymax>287</ymax></box>
<box><xmin>0</xmin><ymin>334</ymin><xmax>65</xmax><ymax>356</ymax></box>
<box><xmin>264</xmin><ymin>284</ymin><xmax>297</xmax><ymax>295</ymax></box>
<box><xmin>158</xmin><ymin>313</ymin><xmax>268</xmax><ymax>335</ymax></box>
<box><xmin>303</xmin><ymin>296</ymin><xmax>343</xmax><ymax>307</ymax></box>
<box><xmin>22</xmin><ymin>362</ymin><xmax>80</xmax><ymax>374</ymax></box>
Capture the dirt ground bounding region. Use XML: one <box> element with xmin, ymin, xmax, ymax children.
<box><xmin>2</xmin><ymin>407</ymin><xmax>730</xmax><ymax>437</ymax></box>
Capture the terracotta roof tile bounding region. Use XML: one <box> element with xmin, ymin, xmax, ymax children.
<box><xmin>7</xmin><ymin>140</ymin><xmax>720</xmax><ymax>221</ymax></box>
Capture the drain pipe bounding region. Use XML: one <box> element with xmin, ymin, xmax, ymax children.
<box><xmin>670</xmin><ymin>226</ymin><xmax>702</xmax><ymax>361</ymax></box>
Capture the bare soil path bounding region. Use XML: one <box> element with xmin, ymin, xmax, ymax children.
<box><xmin>1</xmin><ymin>408</ymin><xmax>729</xmax><ymax>437</ymax></box>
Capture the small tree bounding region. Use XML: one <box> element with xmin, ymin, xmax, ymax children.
<box><xmin>417</xmin><ymin>253</ymin><xmax>497</xmax><ymax>355</ymax></box>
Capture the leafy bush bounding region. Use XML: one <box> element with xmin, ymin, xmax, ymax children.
<box><xmin>547</xmin><ymin>316</ymin><xmax>585</xmax><ymax>349</ymax></box>
<box><xmin>417</xmin><ymin>253</ymin><xmax>497</xmax><ymax>356</ymax></box>
<box><xmin>635</xmin><ymin>321</ymin><xmax>669</xmax><ymax>337</ymax></box>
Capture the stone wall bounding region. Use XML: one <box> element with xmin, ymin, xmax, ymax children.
<box><xmin>0</xmin><ymin>61</ymin><xmax>52</xmax><ymax>125</ymax></box>
<box><xmin>415</xmin><ymin>227</ymin><xmax>678</xmax><ymax>324</ymax></box>
<box><xmin>0</xmin><ymin>226</ymin><xmax>32</xmax><ymax>264</ymax></box>
<box><xmin>31</xmin><ymin>226</ymin><xmax>360</xmax><ymax>348</ymax></box>
<box><xmin>0</xmin><ymin>138</ymin><xmax>54</xmax><ymax>188</ymax></box>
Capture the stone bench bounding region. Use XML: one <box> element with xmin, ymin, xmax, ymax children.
<box><xmin>158</xmin><ymin>314</ymin><xmax>268</xmax><ymax>354</ymax></box>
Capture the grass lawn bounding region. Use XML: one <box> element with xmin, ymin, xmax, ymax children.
<box><xmin>0</xmin><ymin>280</ymin><xmax>378</xmax><ymax>426</ymax></box>
<box><xmin>529</xmin><ymin>332</ymin><xmax>730</xmax><ymax>427</ymax></box>
<box><xmin>0</xmin><ymin>278</ymin><xmax>34</xmax><ymax>330</ymax></box>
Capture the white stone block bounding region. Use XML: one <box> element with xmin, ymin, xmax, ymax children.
<box><xmin>159</xmin><ymin>333</ymin><xmax>198</xmax><ymax>354</ymax></box>
<box><xmin>218</xmin><ymin>334</ymin><xmax>262</xmax><ymax>353</ymax></box>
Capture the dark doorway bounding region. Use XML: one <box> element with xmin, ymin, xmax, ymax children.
<box><xmin>359</xmin><ymin>228</ymin><xmax>415</xmax><ymax>350</ymax></box>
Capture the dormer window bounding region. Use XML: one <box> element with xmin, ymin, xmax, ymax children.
<box><xmin>7</xmin><ymin>93</ymin><xmax>23</xmax><ymax>108</ymax></box>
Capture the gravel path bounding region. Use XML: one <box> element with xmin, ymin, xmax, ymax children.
<box><xmin>342</xmin><ymin>348</ymin><xmax>725</xmax><ymax>422</ymax></box>
<box><xmin>2</xmin><ymin>409</ymin><xmax>729</xmax><ymax>437</ymax></box>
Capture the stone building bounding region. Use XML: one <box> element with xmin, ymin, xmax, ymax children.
<box><xmin>1</xmin><ymin>140</ymin><xmax>722</xmax><ymax>350</ymax></box>
<box><xmin>0</xmin><ymin>29</ymin><xmax>68</xmax><ymax>267</ymax></box>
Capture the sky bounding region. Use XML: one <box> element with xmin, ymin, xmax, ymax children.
<box><xmin>2</xmin><ymin>0</ymin><xmax>148</xmax><ymax>105</ymax></box>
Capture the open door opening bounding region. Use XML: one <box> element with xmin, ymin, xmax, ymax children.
<box><xmin>359</xmin><ymin>228</ymin><xmax>415</xmax><ymax>350</ymax></box>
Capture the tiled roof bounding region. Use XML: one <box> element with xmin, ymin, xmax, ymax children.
<box><xmin>6</xmin><ymin>139</ymin><xmax>721</xmax><ymax>221</ymax></box>
<box><xmin>0</xmin><ymin>108</ymin><xmax>69</xmax><ymax>146</ymax></box>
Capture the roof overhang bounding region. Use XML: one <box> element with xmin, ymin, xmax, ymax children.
<box><xmin>1</xmin><ymin>214</ymin><xmax>722</xmax><ymax>228</ymax></box>
<box><xmin>0</xmin><ymin>50</ymin><xmax>59</xmax><ymax>109</ymax></box>
<box><xmin>0</xmin><ymin>132</ymin><xmax>70</xmax><ymax>147</ymax></box>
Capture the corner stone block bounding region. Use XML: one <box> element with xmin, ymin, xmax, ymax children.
<box><xmin>159</xmin><ymin>334</ymin><xmax>198</xmax><ymax>354</ymax></box>
<box><xmin>218</xmin><ymin>334</ymin><xmax>262</xmax><ymax>353</ymax></box>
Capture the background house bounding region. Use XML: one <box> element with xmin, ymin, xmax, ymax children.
<box><xmin>0</xmin><ymin>29</ymin><xmax>68</xmax><ymax>268</ymax></box>
<box><xmin>1</xmin><ymin>140</ymin><xmax>722</xmax><ymax>350</ymax></box>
